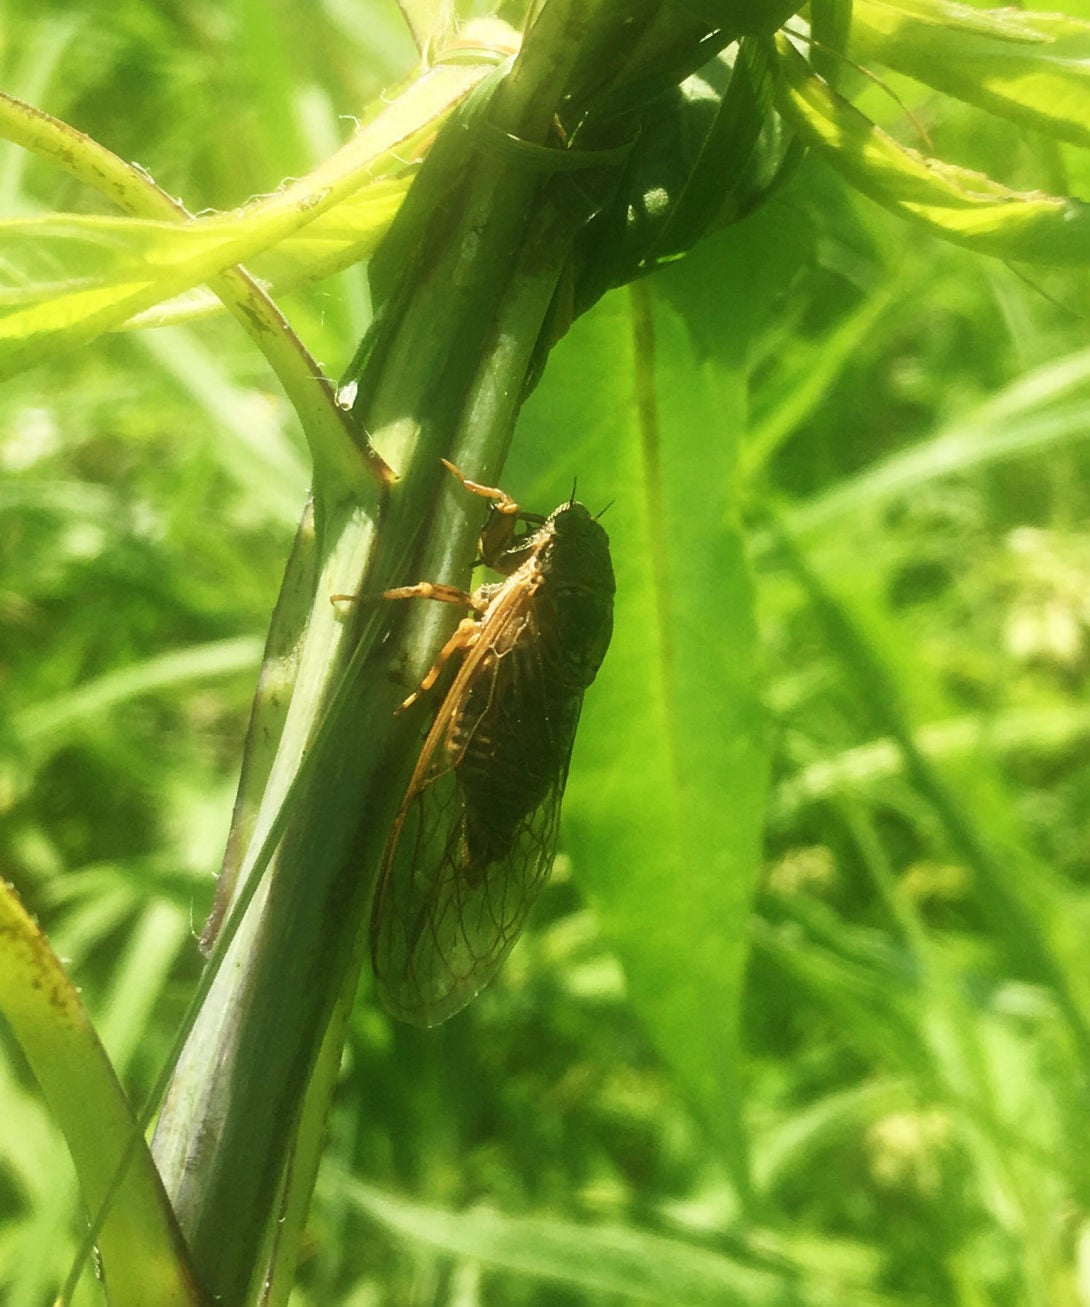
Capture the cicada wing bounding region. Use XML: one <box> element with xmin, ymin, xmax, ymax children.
<box><xmin>371</xmin><ymin>570</ymin><xmax>589</xmax><ymax>1026</ymax></box>
<box><xmin>370</xmin><ymin>741</ymin><xmax>568</xmax><ymax>1027</ymax></box>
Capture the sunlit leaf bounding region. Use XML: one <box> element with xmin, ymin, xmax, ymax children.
<box><xmin>774</xmin><ymin>33</ymin><xmax>1090</xmax><ymax>264</ymax></box>
<box><xmin>851</xmin><ymin>0</ymin><xmax>1090</xmax><ymax>147</ymax></box>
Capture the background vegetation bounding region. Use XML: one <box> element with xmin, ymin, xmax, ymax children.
<box><xmin>3</xmin><ymin>1</ymin><xmax>1090</xmax><ymax>1303</ymax></box>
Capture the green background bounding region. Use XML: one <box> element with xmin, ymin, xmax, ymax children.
<box><xmin>4</xmin><ymin>1</ymin><xmax>1090</xmax><ymax>1303</ymax></box>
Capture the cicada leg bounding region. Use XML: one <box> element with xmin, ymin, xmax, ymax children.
<box><xmin>395</xmin><ymin>613</ymin><xmax>480</xmax><ymax>713</ymax></box>
<box><xmin>440</xmin><ymin>458</ymin><xmax>519</xmax><ymax>517</ymax></box>
<box><xmin>377</xmin><ymin>580</ymin><xmax>475</xmax><ymax>607</ymax></box>
<box><xmin>362</xmin><ymin>578</ymin><xmax>491</xmax><ymax>714</ymax></box>
<box><xmin>440</xmin><ymin>459</ymin><xmax>546</xmax><ymax>570</ymax></box>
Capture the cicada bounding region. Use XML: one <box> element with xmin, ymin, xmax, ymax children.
<box><xmin>371</xmin><ymin>462</ymin><xmax>615</xmax><ymax>1026</ymax></box>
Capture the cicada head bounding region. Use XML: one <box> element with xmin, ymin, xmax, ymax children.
<box><xmin>542</xmin><ymin>502</ymin><xmax>614</xmax><ymax>594</ymax></box>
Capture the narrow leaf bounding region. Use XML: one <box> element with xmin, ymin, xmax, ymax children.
<box><xmin>773</xmin><ymin>34</ymin><xmax>1090</xmax><ymax>265</ymax></box>
<box><xmin>344</xmin><ymin>1179</ymin><xmax>897</xmax><ymax>1307</ymax></box>
<box><xmin>0</xmin><ymin>61</ymin><xmax>489</xmax><ymax>378</ymax></box>
<box><xmin>851</xmin><ymin>0</ymin><xmax>1090</xmax><ymax>148</ymax></box>
<box><xmin>0</xmin><ymin>879</ymin><xmax>206</xmax><ymax>1305</ymax></box>
<box><xmin>521</xmin><ymin>281</ymin><xmax>770</xmax><ymax>1187</ymax></box>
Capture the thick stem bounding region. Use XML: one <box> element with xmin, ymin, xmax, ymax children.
<box><xmin>151</xmin><ymin>5</ymin><xmax>719</xmax><ymax>1301</ymax></box>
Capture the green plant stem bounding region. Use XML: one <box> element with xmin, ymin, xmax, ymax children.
<box><xmin>149</xmin><ymin>5</ymin><xmax>697</xmax><ymax>1302</ymax></box>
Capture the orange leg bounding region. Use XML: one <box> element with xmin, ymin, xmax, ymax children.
<box><xmin>330</xmin><ymin>580</ymin><xmax>480</xmax><ymax>609</ymax></box>
<box><xmin>439</xmin><ymin>459</ymin><xmax>549</xmax><ymax>567</ymax></box>
<box><xmin>339</xmin><ymin>576</ymin><xmax>487</xmax><ymax>714</ymax></box>
<box><xmin>396</xmin><ymin>615</ymin><xmax>480</xmax><ymax>713</ymax></box>
<box><xmin>440</xmin><ymin>458</ymin><xmax>519</xmax><ymax>519</ymax></box>
<box><xmin>376</xmin><ymin>580</ymin><xmax>475</xmax><ymax>607</ymax></box>
<box><xmin>332</xmin><ymin>458</ymin><xmax>517</xmax><ymax>707</ymax></box>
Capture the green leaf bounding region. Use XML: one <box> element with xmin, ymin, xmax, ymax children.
<box><xmin>0</xmin><ymin>878</ymin><xmax>206</xmax><ymax>1305</ymax></box>
<box><xmin>780</xmin><ymin>343</ymin><xmax>1090</xmax><ymax>540</ymax></box>
<box><xmin>851</xmin><ymin>0</ymin><xmax>1090</xmax><ymax>147</ymax></box>
<box><xmin>677</xmin><ymin>0</ymin><xmax>804</xmax><ymax>35</ymax></box>
<box><xmin>0</xmin><ymin>183</ymin><xmax>407</xmax><ymax>331</ymax></box>
<box><xmin>15</xmin><ymin>637</ymin><xmax>263</xmax><ymax>750</ymax></box>
<box><xmin>773</xmin><ymin>33</ymin><xmax>1090</xmax><ymax>264</ymax></box>
<box><xmin>772</xmin><ymin>524</ymin><xmax>1090</xmax><ymax>1070</ymax></box>
<box><xmin>0</xmin><ymin>61</ymin><xmax>489</xmax><ymax>380</ymax></box>
<box><xmin>519</xmin><ymin>274</ymin><xmax>770</xmax><ymax>1188</ymax></box>
<box><xmin>567</xmin><ymin>38</ymin><xmax>797</xmax><ymax>316</ymax></box>
<box><xmin>343</xmin><ymin>1178</ymin><xmax>897</xmax><ymax>1306</ymax></box>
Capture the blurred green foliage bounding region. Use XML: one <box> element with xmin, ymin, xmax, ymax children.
<box><xmin>3</xmin><ymin>2</ymin><xmax>1090</xmax><ymax>1305</ymax></box>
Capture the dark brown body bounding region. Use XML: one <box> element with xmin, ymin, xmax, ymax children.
<box><xmin>372</xmin><ymin>490</ymin><xmax>615</xmax><ymax>1026</ymax></box>
<box><xmin>455</xmin><ymin>502</ymin><xmax>614</xmax><ymax>867</ymax></box>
